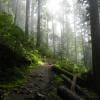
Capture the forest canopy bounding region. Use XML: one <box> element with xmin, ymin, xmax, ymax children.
<box><xmin>1</xmin><ymin>0</ymin><xmax>100</xmax><ymax>99</ymax></box>
<box><xmin>0</xmin><ymin>0</ymin><xmax>92</xmax><ymax>77</ymax></box>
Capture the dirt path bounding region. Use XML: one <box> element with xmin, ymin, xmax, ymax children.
<box><xmin>8</xmin><ymin>63</ymin><xmax>54</xmax><ymax>100</ymax></box>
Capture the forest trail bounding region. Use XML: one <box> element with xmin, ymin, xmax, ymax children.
<box><xmin>8</xmin><ymin>63</ymin><xmax>54</xmax><ymax>100</ymax></box>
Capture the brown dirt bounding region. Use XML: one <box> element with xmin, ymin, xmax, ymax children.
<box><xmin>8</xmin><ymin>63</ymin><xmax>54</xmax><ymax>100</ymax></box>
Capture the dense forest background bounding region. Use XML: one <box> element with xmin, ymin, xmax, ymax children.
<box><xmin>0</xmin><ymin>0</ymin><xmax>100</xmax><ymax>100</ymax></box>
<box><xmin>0</xmin><ymin>0</ymin><xmax>92</xmax><ymax>69</ymax></box>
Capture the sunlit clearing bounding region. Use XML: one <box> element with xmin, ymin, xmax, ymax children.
<box><xmin>38</xmin><ymin>61</ymin><xmax>44</xmax><ymax>65</ymax></box>
<box><xmin>46</xmin><ymin>0</ymin><xmax>63</xmax><ymax>15</ymax></box>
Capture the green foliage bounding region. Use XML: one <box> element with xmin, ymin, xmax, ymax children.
<box><xmin>0</xmin><ymin>12</ymin><xmax>13</xmax><ymax>27</ymax></box>
<box><xmin>53</xmin><ymin>75</ymin><xmax>63</xmax><ymax>86</ymax></box>
<box><xmin>0</xmin><ymin>13</ymin><xmax>21</xmax><ymax>52</ymax></box>
<box><xmin>56</xmin><ymin>59</ymin><xmax>88</xmax><ymax>74</ymax></box>
<box><xmin>26</xmin><ymin>50</ymin><xmax>43</xmax><ymax>65</ymax></box>
<box><xmin>0</xmin><ymin>66</ymin><xmax>27</xmax><ymax>86</ymax></box>
<box><xmin>0</xmin><ymin>12</ymin><xmax>35</xmax><ymax>55</ymax></box>
<box><xmin>48</xmin><ymin>92</ymin><xmax>62</xmax><ymax>100</ymax></box>
<box><xmin>0</xmin><ymin>12</ymin><xmax>43</xmax><ymax>88</ymax></box>
<box><xmin>38</xmin><ymin>43</ymin><xmax>53</xmax><ymax>58</ymax></box>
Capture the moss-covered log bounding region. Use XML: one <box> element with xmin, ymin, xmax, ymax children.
<box><xmin>61</xmin><ymin>74</ymin><xmax>90</xmax><ymax>99</ymax></box>
<box><xmin>52</xmin><ymin>66</ymin><xmax>74</xmax><ymax>80</ymax></box>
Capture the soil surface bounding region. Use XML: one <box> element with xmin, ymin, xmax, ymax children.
<box><xmin>8</xmin><ymin>63</ymin><xmax>55</xmax><ymax>100</ymax></box>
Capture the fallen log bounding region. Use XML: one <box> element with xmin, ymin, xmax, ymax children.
<box><xmin>57</xmin><ymin>86</ymin><xmax>81</xmax><ymax>100</ymax></box>
<box><xmin>52</xmin><ymin>66</ymin><xmax>74</xmax><ymax>80</ymax></box>
<box><xmin>61</xmin><ymin>74</ymin><xmax>90</xmax><ymax>99</ymax></box>
<box><xmin>52</xmin><ymin>66</ymin><xmax>86</xmax><ymax>87</ymax></box>
<box><xmin>52</xmin><ymin>66</ymin><xmax>90</xmax><ymax>99</ymax></box>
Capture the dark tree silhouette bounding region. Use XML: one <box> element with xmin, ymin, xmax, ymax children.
<box><xmin>25</xmin><ymin>0</ymin><xmax>31</xmax><ymax>35</ymax></box>
<box><xmin>36</xmin><ymin>0</ymin><xmax>41</xmax><ymax>47</ymax></box>
<box><xmin>89</xmin><ymin>0</ymin><xmax>100</xmax><ymax>92</ymax></box>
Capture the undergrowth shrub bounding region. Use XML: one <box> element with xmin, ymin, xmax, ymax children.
<box><xmin>56</xmin><ymin>59</ymin><xmax>88</xmax><ymax>74</ymax></box>
<box><xmin>0</xmin><ymin>12</ymin><xmax>42</xmax><ymax>84</ymax></box>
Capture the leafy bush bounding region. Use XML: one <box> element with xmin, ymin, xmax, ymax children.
<box><xmin>0</xmin><ymin>12</ymin><xmax>43</xmax><ymax>84</ymax></box>
<box><xmin>0</xmin><ymin>12</ymin><xmax>36</xmax><ymax>55</ymax></box>
<box><xmin>0</xmin><ymin>13</ymin><xmax>23</xmax><ymax>52</ymax></box>
<box><xmin>38</xmin><ymin>43</ymin><xmax>53</xmax><ymax>58</ymax></box>
<box><xmin>56</xmin><ymin>59</ymin><xmax>88</xmax><ymax>74</ymax></box>
<box><xmin>26</xmin><ymin>49</ymin><xmax>43</xmax><ymax>64</ymax></box>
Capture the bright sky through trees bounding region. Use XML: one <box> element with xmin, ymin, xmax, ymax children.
<box><xmin>46</xmin><ymin>0</ymin><xmax>74</xmax><ymax>35</ymax></box>
<box><xmin>46</xmin><ymin>0</ymin><xmax>74</xmax><ymax>36</ymax></box>
<box><xmin>46</xmin><ymin>0</ymin><xmax>63</xmax><ymax>15</ymax></box>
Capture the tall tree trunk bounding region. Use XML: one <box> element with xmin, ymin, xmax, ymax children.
<box><xmin>89</xmin><ymin>0</ymin><xmax>100</xmax><ymax>92</ymax></box>
<box><xmin>30</xmin><ymin>4</ymin><xmax>35</xmax><ymax>45</ymax></box>
<box><xmin>36</xmin><ymin>0</ymin><xmax>41</xmax><ymax>47</ymax></box>
<box><xmin>60</xmin><ymin>29</ymin><xmax>63</xmax><ymax>65</ymax></box>
<box><xmin>7</xmin><ymin>0</ymin><xmax>10</xmax><ymax>13</ymax></box>
<box><xmin>25</xmin><ymin>0</ymin><xmax>31</xmax><ymax>35</ymax></box>
<box><xmin>80</xmin><ymin>27</ymin><xmax>86</xmax><ymax>65</ymax></box>
<box><xmin>60</xmin><ymin>4</ymin><xmax>65</xmax><ymax>64</ymax></box>
<box><xmin>14</xmin><ymin>0</ymin><xmax>18</xmax><ymax>24</ymax></box>
<box><xmin>31</xmin><ymin>6</ymin><xmax>34</xmax><ymax>34</ymax></box>
<box><xmin>0</xmin><ymin>1</ymin><xmax>2</xmax><ymax>11</ymax></box>
<box><xmin>73</xmin><ymin>2</ymin><xmax>77</xmax><ymax>63</ymax></box>
<box><xmin>46</xmin><ymin>16</ymin><xmax>49</xmax><ymax>48</ymax></box>
<box><xmin>0</xmin><ymin>2</ymin><xmax>1</xmax><ymax>10</ymax></box>
<box><xmin>52</xmin><ymin>16</ymin><xmax>55</xmax><ymax>57</ymax></box>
